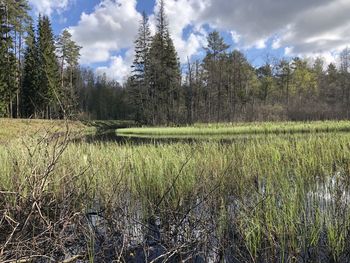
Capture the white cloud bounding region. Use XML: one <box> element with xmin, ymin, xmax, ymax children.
<box><xmin>69</xmin><ymin>0</ymin><xmax>141</xmax><ymax>64</ymax></box>
<box><xmin>231</xmin><ymin>31</ymin><xmax>241</xmax><ymax>44</ymax></box>
<box><xmin>29</xmin><ymin>0</ymin><xmax>71</xmax><ymax>16</ymax></box>
<box><xmin>254</xmin><ymin>39</ymin><xmax>267</xmax><ymax>50</ymax></box>
<box><xmin>272</xmin><ymin>38</ymin><xmax>281</xmax><ymax>50</ymax></box>
<box><xmin>275</xmin><ymin>0</ymin><xmax>350</xmax><ymax>55</ymax></box>
<box><xmin>284</xmin><ymin>47</ymin><xmax>293</xmax><ymax>56</ymax></box>
<box><xmin>96</xmin><ymin>49</ymin><xmax>134</xmax><ymax>83</ymax></box>
<box><xmin>191</xmin><ymin>0</ymin><xmax>350</xmax><ymax>57</ymax></box>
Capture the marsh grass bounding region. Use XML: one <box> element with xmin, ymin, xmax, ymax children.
<box><xmin>1</xmin><ymin>120</ymin><xmax>350</xmax><ymax>261</ymax></box>
<box><xmin>117</xmin><ymin>120</ymin><xmax>350</xmax><ymax>138</ymax></box>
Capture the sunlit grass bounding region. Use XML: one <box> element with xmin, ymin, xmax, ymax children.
<box><xmin>117</xmin><ymin>120</ymin><xmax>350</xmax><ymax>138</ymax></box>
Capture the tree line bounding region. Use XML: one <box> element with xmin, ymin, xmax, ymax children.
<box><xmin>128</xmin><ymin>0</ymin><xmax>350</xmax><ymax>124</ymax></box>
<box><xmin>0</xmin><ymin>0</ymin><xmax>82</xmax><ymax>118</ymax></box>
<box><xmin>1</xmin><ymin>0</ymin><xmax>350</xmax><ymax>123</ymax></box>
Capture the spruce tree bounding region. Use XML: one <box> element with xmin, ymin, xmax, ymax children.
<box><xmin>147</xmin><ymin>0</ymin><xmax>181</xmax><ymax>125</ymax></box>
<box><xmin>21</xmin><ymin>23</ymin><xmax>39</xmax><ymax>117</ymax></box>
<box><xmin>164</xmin><ymin>31</ymin><xmax>181</xmax><ymax>123</ymax></box>
<box><xmin>37</xmin><ymin>15</ymin><xmax>60</xmax><ymax>118</ymax></box>
<box><xmin>132</xmin><ymin>12</ymin><xmax>152</xmax><ymax>83</ymax></box>
<box><xmin>131</xmin><ymin>11</ymin><xmax>152</xmax><ymax>123</ymax></box>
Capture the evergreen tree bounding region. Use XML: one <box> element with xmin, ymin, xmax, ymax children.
<box><xmin>0</xmin><ymin>1</ymin><xmax>17</xmax><ymax>117</ymax></box>
<box><xmin>164</xmin><ymin>31</ymin><xmax>181</xmax><ymax>123</ymax></box>
<box><xmin>147</xmin><ymin>0</ymin><xmax>181</xmax><ymax>125</ymax></box>
<box><xmin>57</xmin><ymin>29</ymin><xmax>81</xmax><ymax>116</ymax></box>
<box><xmin>130</xmin><ymin>11</ymin><xmax>152</xmax><ymax>123</ymax></box>
<box><xmin>340</xmin><ymin>47</ymin><xmax>350</xmax><ymax>115</ymax></box>
<box><xmin>37</xmin><ymin>15</ymin><xmax>60</xmax><ymax>118</ymax></box>
<box><xmin>257</xmin><ymin>63</ymin><xmax>276</xmax><ymax>103</ymax></box>
<box><xmin>7</xmin><ymin>0</ymin><xmax>30</xmax><ymax>118</ymax></box>
<box><xmin>276</xmin><ymin>59</ymin><xmax>292</xmax><ymax>105</ymax></box>
<box><xmin>322</xmin><ymin>63</ymin><xmax>339</xmax><ymax>106</ymax></box>
<box><xmin>205</xmin><ymin>31</ymin><xmax>229</xmax><ymax>60</ymax></box>
<box><xmin>0</xmin><ymin>2</ymin><xmax>8</xmax><ymax>114</ymax></box>
<box><xmin>203</xmin><ymin>31</ymin><xmax>229</xmax><ymax>121</ymax></box>
<box><xmin>21</xmin><ymin>23</ymin><xmax>39</xmax><ymax>117</ymax></box>
<box><xmin>291</xmin><ymin>58</ymin><xmax>317</xmax><ymax>100</ymax></box>
<box><xmin>132</xmin><ymin>12</ymin><xmax>152</xmax><ymax>83</ymax></box>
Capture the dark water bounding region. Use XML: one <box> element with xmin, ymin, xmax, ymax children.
<box><xmin>78</xmin><ymin>129</ymin><xmax>341</xmax><ymax>146</ymax></box>
<box><xmin>78</xmin><ymin>129</ymin><xmax>234</xmax><ymax>145</ymax></box>
<box><xmin>80</xmin><ymin>130</ymin><xmax>196</xmax><ymax>144</ymax></box>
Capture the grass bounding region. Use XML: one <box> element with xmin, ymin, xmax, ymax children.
<box><xmin>82</xmin><ymin>120</ymin><xmax>136</xmax><ymax>130</ymax></box>
<box><xmin>0</xmin><ymin>118</ymin><xmax>91</xmax><ymax>144</ymax></box>
<box><xmin>117</xmin><ymin>120</ymin><xmax>350</xmax><ymax>138</ymax></box>
<box><xmin>1</xmin><ymin>119</ymin><xmax>350</xmax><ymax>261</ymax></box>
<box><xmin>0</xmin><ymin>118</ymin><xmax>136</xmax><ymax>144</ymax></box>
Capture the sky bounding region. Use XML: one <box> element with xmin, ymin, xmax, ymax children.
<box><xmin>28</xmin><ymin>0</ymin><xmax>350</xmax><ymax>83</ymax></box>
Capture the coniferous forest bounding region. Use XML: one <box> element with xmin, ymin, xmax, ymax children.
<box><xmin>1</xmin><ymin>0</ymin><xmax>350</xmax><ymax>124</ymax></box>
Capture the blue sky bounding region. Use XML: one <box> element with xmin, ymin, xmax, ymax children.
<box><xmin>28</xmin><ymin>0</ymin><xmax>350</xmax><ymax>83</ymax></box>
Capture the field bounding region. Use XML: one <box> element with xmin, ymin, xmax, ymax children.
<box><xmin>1</xmin><ymin>119</ymin><xmax>350</xmax><ymax>262</ymax></box>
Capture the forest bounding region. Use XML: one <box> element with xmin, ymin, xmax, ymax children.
<box><xmin>1</xmin><ymin>0</ymin><xmax>349</xmax><ymax>124</ymax></box>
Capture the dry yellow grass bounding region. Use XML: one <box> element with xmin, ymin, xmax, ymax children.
<box><xmin>0</xmin><ymin>118</ymin><xmax>89</xmax><ymax>144</ymax></box>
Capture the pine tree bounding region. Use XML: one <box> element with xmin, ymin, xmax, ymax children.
<box><xmin>0</xmin><ymin>1</ymin><xmax>17</xmax><ymax>117</ymax></box>
<box><xmin>257</xmin><ymin>63</ymin><xmax>275</xmax><ymax>103</ymax></box>
<box><xmin>21</xmin><ymin>23</ymin><xmax>39</xmax><ymax>117</ymax></box>
<box><xmin>57</xmin><ymin>29</ymin><xmax>81</xmax><ymax>116</ymax></box>
<box><xmin>6</xmin><ymin>0</ymin><xmax>30</xmax><ymax>118</ymax></box>
<box><xmin>276</xmin><ymin>59</ymin><xmax>292</xmax><ymax>106</ymax></box>
<box><xmin>340</xmin><ymin>47</ymin><xmax>350</xmax><ymax>115</ymax></box>
<box><xmin>205</xmin><ymin>31</ymin><xmax>229</xmax><ymax>60</ymax></box>
<box><xmin>37</xmin><ymin>15</ymin><xmax>60</xmax><ymax>118</ymax></box>
<box><xmin>322</xmin><ymin>63</ymin><xmax>339</xmax><ymax>106</ymax></box>
<box><xmin>0</xmin><ymin>2</ymin><xmax>8</xmax><ymax>114</ymax></box>
<box><xmin>203</xmin><ymin>31</ymin><xmax>229</xmax><ymax>122</ymax></box>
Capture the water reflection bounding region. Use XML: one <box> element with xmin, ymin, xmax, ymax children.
<box><xmin>78</xmin><ymin>129</ymin><xmax>347</xmax><ymax>146</ymax></box>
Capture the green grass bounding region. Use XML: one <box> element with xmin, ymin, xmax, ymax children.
<box><xmin>1</xmin><ymin>119</ymin><xmax>350</xmax><ymax>261</ymax></box>
<box><xmin>117</xmin><ymin>120</ymin><xmax>350</xmax><ymax>138</ymax></box>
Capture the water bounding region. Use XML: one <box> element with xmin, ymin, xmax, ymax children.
<box><xmin>67</xmin><ymin>130</ymin><xmax>350</xmax><ymax>261</ymax></box>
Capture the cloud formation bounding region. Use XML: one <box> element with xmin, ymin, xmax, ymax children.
<box><xmin>96</xmin><ymin>49</ymin><xmax>134</xmax><ymax>83</ymax></box>
<box><xmin>29</xmin><ymin>0</ymin><xmax>71</xmax><ymax>16</ymax></box>
<box><xmin>275</xmin><ymin>0</ymin><xmax>350</xmax><ymax>55</ymax></box>
<box><xmin>69</xmin><ymin>0</ymin><xmax>140</xmax><ymax>64</ymax></box>
<box><xmin>193</xmin><ymin>0</ymin><xmax>350</xmax><ymax>55</ymax></box>
<box><xmin>66</xmin><ymin>0</ymin><xmax>350</xmax><ymax>81</ymax></box>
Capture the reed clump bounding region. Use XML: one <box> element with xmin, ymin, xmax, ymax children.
<box><xmin>117</xmin><ymin>120</ymin><xmax>350</xmax><ymax>138</ymax></box>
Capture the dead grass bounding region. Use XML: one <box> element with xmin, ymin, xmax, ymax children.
<box><xmin>0</xmin><ymin>118</ymin><xmax>91</xmax><ymax>144</ymax></box>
